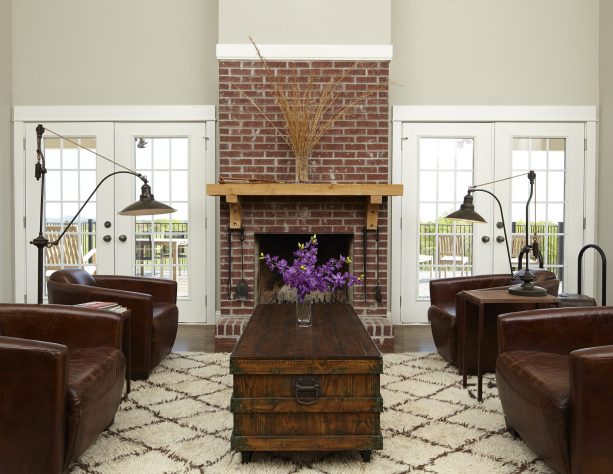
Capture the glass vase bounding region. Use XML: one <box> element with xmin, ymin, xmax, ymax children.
<box><xmin>296</xmin><ymin>301</ymin><xmax>312</xmax><ymax>327</ymax></box>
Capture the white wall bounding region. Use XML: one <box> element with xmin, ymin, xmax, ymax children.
<box><xmin>390</xmin><ymin>0</ymin><xmax>598</xmax><ymax>105</ymax></box>
<box><xmin>0</xmin><ymin>0</ymin><xmax>13</xmax><ymax>302</ymax></box>
<box><xmin>219</xmin><ymin>0</ymin><xmax>391</xmax><ymax>44</ymax></box>
<box><xmin>598</xmin><ymin>2</ymin><xmax>613</xmax><ymax>302</ymax></box>
<box><xmin>12</xmin><ymin>0</ymin><xmax>219</xmax><ymax>105</ymax></box>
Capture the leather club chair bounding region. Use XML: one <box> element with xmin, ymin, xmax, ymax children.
<box><xmin>496</xmin><ymin>307</ymin><xmax>613</xmax><ymax>473</ymax></box>
<box><xmin>427</xmin><ymin>270</ymin><xmax>559</xmax><ymax>373</ymax></box>
<box><xmin>47</xmin><ymin>269</ymin><xmax>178</xmax><ymax>379</ymax></box>
<box><xmin>0</xmin><ymin>304</ymin><xmax>126</xmax><ymax>474</ymax></box>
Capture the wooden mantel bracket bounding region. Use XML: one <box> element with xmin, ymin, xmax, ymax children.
<box><xmin>367</xmin><ymin>196</ymin><xmax>383</xmax><ymax>230</ymax></box>
<box><xmin>226</xmin><ymin>195</ymin><xmax>242</xmax><ymax>229</ymax></box>
<box><xmin>207</xmin><ymin>183</ymin><xmax>403</xmax><ymax>230</ymax></box>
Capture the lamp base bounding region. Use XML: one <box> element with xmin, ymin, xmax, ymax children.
<box><xmin>508</xmin><ymin>283</ymin><xmax>548</xmax><ymax>297</ymax></box>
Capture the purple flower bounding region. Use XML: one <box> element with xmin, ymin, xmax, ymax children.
<box><xmin>260</xmin><ymin>235</ymin><xmax>363</xmax><ymax>303</ymax></box>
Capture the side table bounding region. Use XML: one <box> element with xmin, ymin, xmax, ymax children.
<box><xmin>460</xmin><ymin>288</ymin><xmax>559</xmax><ymax>401</ymax></box>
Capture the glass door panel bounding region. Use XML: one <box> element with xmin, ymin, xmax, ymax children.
<box><xmin>418</xmin><ymin>138</ymin><xmax>475</xmax><ymax>297</ymax></box>
<box><xmin>43</xmin><ymin>137</ymin><xmax>98</xmax><ymax>278</ymax></box>
<box><xmin>133</xmin><ymin>137</ymin><xmax>190</xmax><ymax>297</ymax></box>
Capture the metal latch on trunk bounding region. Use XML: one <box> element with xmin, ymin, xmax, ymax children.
<box><xmin>295</xmin><ymin>377</ymin><xmax>319</xmax><ymax>404</ymax></box>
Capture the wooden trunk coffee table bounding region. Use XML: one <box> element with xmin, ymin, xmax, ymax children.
<box><xmin>230</xmin><ymin>303</ymin><xmax>383</xmax><ymax>463</ymax></box>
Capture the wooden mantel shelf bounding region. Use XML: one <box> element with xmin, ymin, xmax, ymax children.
<box><xmin>206</xmin><ymin>183</ymin><xmax>403</xmax><ymax>230</ymax></box>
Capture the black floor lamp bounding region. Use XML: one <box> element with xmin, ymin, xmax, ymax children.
<box><xmin>31</xmin><ymin>124</ymin><xmax>176</xmax><ymax>304</ymax></box>
<box><xmin>446</xmin><ymin>170</ymin><xmax>547</xmax><ymax>296</ymax></box>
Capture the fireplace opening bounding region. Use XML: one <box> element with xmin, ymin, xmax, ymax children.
<box><xmin>255</xmin><ymin>233</ymin><xmax>354</xmax><ymax>304</ymax></box>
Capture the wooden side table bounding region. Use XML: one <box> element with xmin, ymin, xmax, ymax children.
<box><xmin>460</xmin><ymin>288</ymin><xmax>559</xmax><ymax>401</ymax></box>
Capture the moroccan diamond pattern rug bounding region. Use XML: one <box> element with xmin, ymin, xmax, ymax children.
<box><xmin>69</xmin><ymin>352</ymin><xmax>553</xmax><ymax>474</ymax></box>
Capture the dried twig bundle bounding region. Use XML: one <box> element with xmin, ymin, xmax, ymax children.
<box><xmin>238</xmin><ymin>37</ymin><xmax>387</xmax><ymax>182</ymax></box>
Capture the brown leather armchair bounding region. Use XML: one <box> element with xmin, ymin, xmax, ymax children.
<box><xmin>47</xmin><ymin>269</ymin><xmax>178</xmax><ymax>379</ymax></box>
<box><xmin>0</xmin><ymin>304</ymin><xmax>126</xmax><ymax>474</ymax></box>
<box><xmin>496</xmin><ymin>307</ymin><xmax>613</xmax><ymax>474</ymax></box>
<box><xmin>428</xmin><ymin>270</ymin><xmax>559</xmax><ymax>373</ymax></box>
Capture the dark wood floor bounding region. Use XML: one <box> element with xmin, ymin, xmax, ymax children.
<box><xmin>173</xmin><ymin>324</ymin><xmax>436</xmax><ymax>353</ymax></box>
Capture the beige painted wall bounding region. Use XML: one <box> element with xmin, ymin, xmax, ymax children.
<box><xmin>219</xmin><ymin>0</ymin><xmax>391</xmax><ymax>44</ymax></box>
<box><xmin>390</xmin><ymin>0</ymin><xmax>598</xmax><ymax>105</ymax></box>
<box><xmin>0</xmin><ymin>0</ymin><xmax>13</xmax><ymax>302</ymax></box>
<box><xmin>4</xmin><ymin>0</ymin><xmax>609</xmax><ymax>306</ymax></box>
<box><xmin>598</xmin><ymin>1</ymin><xmax>612</xmax><ymax>302</ymax></box>
<box><xmin>12</xmin><ymin>0</ymin><xmax>218</xmax><ymax>105</ymax></box>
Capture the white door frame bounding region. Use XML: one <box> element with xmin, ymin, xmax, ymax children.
<box><xmin>13</xmin><ymin>106</ymin><xmax>218</xmax><ymax>324</ymax></box>
<box><xmin>391</xmin><ymin>106</ymin><xmax>598</xmax><ymax>325</ymax></box>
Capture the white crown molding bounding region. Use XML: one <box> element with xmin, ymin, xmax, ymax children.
<box><xmin>13</xmin><ymin>105</ymin><xmax>216</xmax><ymax>122</ymax></box>
<box><xmin>216</xmin><ymin>43</ymin><xmax>393</xmax><ymax>61</ymax></box>
<box><xmin>392</xmin><ymin>106</ymin><xmax>598</xmax><ymax>122</ymax></box>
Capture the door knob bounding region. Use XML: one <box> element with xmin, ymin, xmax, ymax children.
<box><xmin>118</xmin><ymin>234</ymin><xmax>127</xmax><ymax>242</ymax></box>
<box><xmin>481</xmin><ymin>236</ymin><xmax>490</xmax><ymax>243</ymax></box>
<box><xmin>104</xmin><ymin>221</ymin><xmax>112</xmax><ymax>228</ymax></box>
<box><xmin>496</xmin><ymin>235</ymin><xmax>506</xmax><ymax>243</ymax></box>
<box><xmin>103</xmin><ymin>235</ymin><xmax>112</xmax><ymax>243</ymax></box>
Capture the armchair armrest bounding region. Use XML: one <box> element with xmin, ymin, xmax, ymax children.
<box><xmin>0</xmin><ymin>304</ymin><xmax>123</xmax><ymax>350</ymax></box>
<box><xmin>497</xmin><ymin>307</ymin><xmax>613</xmax><ymax>355</ymax></box>
<box><xmin>0</xmin><ymin>336</ymin><xmax>68</xmax><ymax>473</ymax></box>
<box><xmin>94</xmin><ymin>275</ymin><xmax>177</xmax><ymax>303</ymax></box>
<box><xmin>570</xmin><ymin>345</ymin><xmax>613</xmax><ymax>473</ymax></box>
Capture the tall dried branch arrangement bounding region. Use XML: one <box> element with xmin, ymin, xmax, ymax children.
<box><xmin>238</xmin><ymin>38</ymin><xmax>387</xmax><ymax>182</ymax></box>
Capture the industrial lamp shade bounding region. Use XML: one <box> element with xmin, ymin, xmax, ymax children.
<box><xmin>445</xmin><ymin>193</ymin><xmax>487</xmax><ymax>223</ymax></box>
<box><xmin>118</xmin><ymin>183</ymin><xmax>177</xmax><ymax>216</ymax></box>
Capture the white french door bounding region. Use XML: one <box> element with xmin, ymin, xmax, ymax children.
<box><xmin>114</xmin><ymin>123</ymin><xmax>209</xmax><ymax>323</ymax></box>
<box><xmin>24</xmin><ymin>122</ymin><xmax>116</xmax><ymax>299</ymax></box>
<box><xmin>395</xmin><ymin>123</ymin><xmax>494</xmax><ymax>323</ymax></box>
<box><xmin>18</xmin><ymin>113</ymin><xmax>216</xmax><ymax>324</ymax></box>
<box><xmin>392</xmin><ymin>117</ymin><xmax>592</xmax><ymax>324</ymax></box>
<box><xmin>493</xmin><ymin>123</ymin><xmax>586</xmax><ymax>293</ymax></box>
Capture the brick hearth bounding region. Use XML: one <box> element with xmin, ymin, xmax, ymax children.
<box><xmin>215</xmin><ymin>58</ymin><xmax>392</xmax><ymax>351</ymax></box>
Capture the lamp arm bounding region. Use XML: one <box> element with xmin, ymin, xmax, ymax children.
<box><xmin>470</xmin><ymin>187</ymin><xmax>514</xmax><ymax>277</ymax></box>
<box><xmin>48</xmin><ymin>171</ymin><xmax>147</xmax><ymax>247</ymax></box>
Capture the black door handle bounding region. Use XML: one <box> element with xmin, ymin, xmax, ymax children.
<box><xmin>103</xmin><ymin>235</ymin><xmax>112</xmax><ymax>243</ymax></box>
<box><xmin>496</xmin><ymin>235</ymin><xmax>506</xmax><ymax>243</ymax></box>
<box><xmin>118</xmin><ymin>235</ymin><xmax>127</xmax><ymax>242</ymax></box>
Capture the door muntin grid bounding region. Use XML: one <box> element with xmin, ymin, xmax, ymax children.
<box><xmin>43</xmin><ymin>136</ymin><xmax>98</xmax><ymax>287</ymax></box>
<box><xmin>133</xmin><ymin>137</ymin><xmax>190</xmax><ymax>298</ymax></box>
<box><xmin>510</xmin><ymin>138</ymin><xmax>565</xmax><ymax>290</ymax></box>
<box><xmin>418</xmin><ymin>137</ymin><xmax>474</xmax><ymax>299</ymax></box>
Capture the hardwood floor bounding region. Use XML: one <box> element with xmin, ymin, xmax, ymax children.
<box><xmin>174</xmin><ymin>324</ymin><xmax>436</xmax><ymax>353</ymax></box>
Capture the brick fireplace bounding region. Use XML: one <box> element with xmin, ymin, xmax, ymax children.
<box><xmin>213</xmin><ymin>57</ymin><xmax>394</xmax><ymax>351</ymax></box>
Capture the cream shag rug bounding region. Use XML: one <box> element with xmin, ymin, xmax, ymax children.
<box><xmin>69</xmin><ymin>352</ymin><xmax>553</xmax><ymax>474</ymax></box>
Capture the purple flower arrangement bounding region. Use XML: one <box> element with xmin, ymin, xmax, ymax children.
<box><xmin>260</xmin><ymin>234</ymin><xmax>363</xmax><ymax>303</ymax></box>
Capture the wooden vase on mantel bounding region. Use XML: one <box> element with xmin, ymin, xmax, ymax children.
<box><xmin>295</xmin><ymin>154</ymin><xmax>309</xmax><ymax>182</ymax></box>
